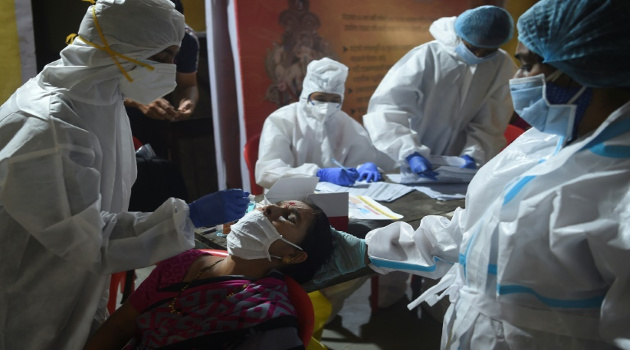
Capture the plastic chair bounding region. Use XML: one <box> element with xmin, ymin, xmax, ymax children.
<box><xmin>504</xmin><ymin>124</ymin><xmax>526</xmax><ymax>148</ymax></box>
<box><xmin>285</xmin><ymin>275</ymin><xmax>315</xmax><ymax>346</ymax></box>
<box><xmin>243</xmin><ymin>133</ymin><xmax>264</xmax><ymax>195</ymax></box>
<box><xmin>132</xmin><ymin>136</ymin><xmax>143</xmax><ymax>151</ymax></box>
<box><xmin>198</xmin><ymin>249</ymin><xmax>314</xmax><ymax>346</ymax></box>
<box><xmin>108</xmin><ymin>271</ymin><xmax>135</xmax><ymax>314</ymax></box>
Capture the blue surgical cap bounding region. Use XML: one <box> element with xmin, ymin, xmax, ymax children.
<box><xmin>455</xmin><ymin>5</ymin><xmax>514</xmax><ymax>48</ymax></box>
<box><xmin>518</xmin><ymin>0</ymin><xmax>630</xmax><ymax>88</ymax></box>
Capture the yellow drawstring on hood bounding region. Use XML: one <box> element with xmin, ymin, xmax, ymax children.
<box><xmin>65</xmin><ymin>2</ymin><xmax>154</xmax><ymax>82</ymax></box>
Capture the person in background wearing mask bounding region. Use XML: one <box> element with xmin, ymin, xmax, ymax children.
<box><xmin>364</xmin><ymin>0</ymin><xmax>630</xmax><ymax>348</ymax></box>
<box><xmin>124</xmin><ymin>0</ymin><xmax>199</xmax><ymax>159</ymax></box>
<box><xmin>0</xmin><ymin>1</ymin><xmax>248</xmax><ymax>348</ymax></box>
<box><xmin>363</xmin><ymin>5</ymin><xmax>516</xmax><ymax>180</ymax></box>
<box><xmin>84</xmin><ymin>201</ymin><xmax>333</xmax><ymax>349</ymax></box>
<box><xmin>256</xmin><ymin>57</ymin><xmax>393</xmax><ymax>189</ymax></box>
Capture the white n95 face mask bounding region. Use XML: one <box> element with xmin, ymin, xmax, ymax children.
<box><xmin>119</xmin><ymin>61</ymin><xmax>177</xmax><ymax>105</ymax></box>
<box><xmin>227</xmin><ymin>210</ymin><xmax>303</xmax><ymax>261</ymax></box>
<box><xmin>308</xmin><ymin>100</ymin><xmax>340</xmax><ymax>120</ymax></box>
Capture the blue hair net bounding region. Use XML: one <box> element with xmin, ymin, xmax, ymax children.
<box><xmin>455</xmin><ymin>5</ymin><xmax>514</xmax><ymax>48</ymax></box>
<box><xmin>518</xmin><ymin>0</ymin><xmax>630</xmax><ymax>88</ymax></box>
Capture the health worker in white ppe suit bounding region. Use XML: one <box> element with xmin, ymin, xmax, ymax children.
<box><xmin>256</xmin><ymin>57</ymin><xmax>393</xmax><ymax>189</ymax></box>
<box><xmin>0</xmin><ymin>1</ymin><xmax>248</xmax><ymax>349</ymax></box>
<box><xmin>364</xmin><ymin>0</ymin><xmax>630</xmax><ymax>348</ymax></box>
<box><xmin>363</xmin><ymin>5</ymin><xmax>516</xmax><ymax>180</ymax></box>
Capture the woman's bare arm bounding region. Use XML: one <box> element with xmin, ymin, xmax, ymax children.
<box><xmin>83</xmin><ymin>300</ymin><xmax>140</xmax><ymax>350</ymax></box>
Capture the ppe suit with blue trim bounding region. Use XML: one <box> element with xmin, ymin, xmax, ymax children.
<box><xmin>368</xmin><ymin>118</ymin><xmax>630</xmax><ymax>348</ymax></box>
<box><xmin>255</xmin><ymin>58</ymin><xmax>393</xmax><ymax>189</ymax></box>
<box><xmin>363</xmin><ymin>15</ymin><xmax>516</xmax><ymax>167</ymax></box>
<box><xmin>365</xmin><ymin>0</ymin><xmax>630</xmax><ymax>348</ymax></box>
<box><xmin>0</xmin><ymin>1</ymin><xmax>196</xmax><ymax>348</ymax></box>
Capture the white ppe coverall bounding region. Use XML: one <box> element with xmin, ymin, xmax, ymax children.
<box><xmin>363</xmin><ymin>17</ymin><xmax>516</xmax><ymax>166</ymax></box>
<box><xmin>366</xmin><ymin>102</ymin><xmax>630</xmax><ymax>349</ymax></box>
<box><xmin>0</xmin><ymin>1</ymin><xmax>195</xmax><ymax>349</ymax></box>
<box><xmin>255</xmin><ymin>58</ymin><xmax>392</xmax><ymax>189</ymax></box>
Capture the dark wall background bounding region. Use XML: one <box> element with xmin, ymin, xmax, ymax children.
<box><xmin>32</xmin><ymin>0</ymin><xmax>86</xmax><ymax>70</ymax></box>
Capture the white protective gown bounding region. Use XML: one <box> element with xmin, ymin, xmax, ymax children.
<box><xmin>0</xmin><ymin>2</ymin><xmax>195</xmax><ymax>349</ymax></box>
<box><xmin>255</xmin><ymin>60</ymin><xmax>393</xmax><ymax>189</ymax></box>
<box><xmin>366</xmin><ymin>101</ymin><xmax>630</xmax><ymax>349</ymax></box>
<box><xmin>363</xmin><ymin>17</ymin><xmax>516</xmax><ymax>166</ymax></box>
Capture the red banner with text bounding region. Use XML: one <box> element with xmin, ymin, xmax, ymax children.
<box><xmin>230</xmin><ymin>0</ymin><xmax>469</xmax><ymax>145</ymax></box>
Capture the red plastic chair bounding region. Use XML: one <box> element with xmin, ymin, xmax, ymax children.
<box><xmin>243</xmin><ymin>133</ymin><xmax>264</xmax><ymax>195</ymax></box>
<box><xmin>132</xmin><ymin>136</ymin><xmax>143</xmax><ymax>151</ymax></box>
<box><xmin>198</xmin><ymin>249</ymin><xmax>314</xmax><ymax>346</ymax></box>
<box><xmin>108</xmin><ymin>271</ymin><xmax>135</xmax><ymax>314</ymax></box>
<box><xmin>284</xmin><ymin>275</ymin><xmax>315</xmax><ymax>346</ymax></box>
<box><xmin>504</xmin><ymin>124</ymin><xmax>526</xmax><ymax>148</ymax></box>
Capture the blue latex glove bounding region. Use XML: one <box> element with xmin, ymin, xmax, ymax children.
<box><xmin>461</xmin><ymin>155</ymin><xmax>476</xmax><ymax>169</ymax></box>
<box><xmin>317</xmin><ymin>167</ymin><xmax>360</xmax><ymax>186</ymax></box>
<box><xmin>188</xmin><ymin>189</ymin><xmax>250</xmax><ymax>227</ymax></box>
<box><xmin>405</xmin><ymin>152</ymin><xmax>439</xmax><ymax>181</ymax></box>
<box><xmin>311</xmin><ymin>227</ymin><xmax>367</xmax><ymax>284</ymax></box>
<box><xmin>357</xmin><ymin>162</ymin><xmax>382</xmax><ymax>182</ymax></box>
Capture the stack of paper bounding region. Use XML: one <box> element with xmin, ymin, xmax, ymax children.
<box><xmin>396</xmin><ymin>167</ymin><xmax>476</xmax><ymax>184</ymax></box>
<box><xmin>386</xmin><ymin>174</ymin><xmax>469</xmax><ymax>200</ymax></box>
<box><xmin>387</xmin><ymin>155</ymin><xmax>475</xmax><ymax>200</ymax></box>
<box><xmin>391</xmin><ymin>155</ymin><xmax>477</xmax><ymax>184</ymax></box>
<box><xmin>315</xmin><ymin>181</ymin><xmax>414</xmax><ymax>202</ymax></box>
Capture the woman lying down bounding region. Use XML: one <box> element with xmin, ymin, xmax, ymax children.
<box><xmin>84</xmin><ymin>200</ymin><xmax>334</xmax><ymax>350</ymax></box>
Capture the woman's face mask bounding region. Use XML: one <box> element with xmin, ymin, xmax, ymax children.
<box><xmin>119</xmin><ymin>60</ymin><xmax>177</xmax><ymax>105</ymax></box>
<box><xmin>455</xmin><ymin>42</ymin><xmax>497</xmax><ymax>65</ymax></box>
<box><xmin>509</xmin><ymin>71</ymin><xmax>592</xmax><ymax>139</ymax></box>
<box><xmin>227</xmin><ymin>210</ymin><xmax>303</xmax><ymax>261</ymax></box>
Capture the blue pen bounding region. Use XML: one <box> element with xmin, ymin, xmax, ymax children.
<box><xmin>331</xmin><ymin>158</ymin><xmax>349</xmax><ymax>171</ymax></box>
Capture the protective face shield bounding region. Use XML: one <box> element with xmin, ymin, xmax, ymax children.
<box><xmin>307</xmin><ymin>100</ymin><xmax>340</xmax><ymax>121</ymax></box>
<box><xmin>227</xmin><ymin>210</ymin><xmax>303</xmax><ymax>261</ymax></box>
<box><xmin>455</xmin><ymin>42</ymin><xmax>497</xmax><ymax>65</ymax></box>
<box><xmin>119</xmin><ymin>60</ymin><xmax>177</xmax><ymax>105</ymax></box>
<box><xmin>509</xmin><ymin>71</ymin><xmax>592</xmax><ymax>138</ymax></box>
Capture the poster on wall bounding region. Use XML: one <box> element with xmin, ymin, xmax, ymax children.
<box><xmin>226</xmin><ymin>0</ymin><xmax>469</xmax><ymax>190</ymax></box>
<box><xmin>229</xmin><ymin>0</ymin><xmax>468</xmax><ymax>139</ymax></box>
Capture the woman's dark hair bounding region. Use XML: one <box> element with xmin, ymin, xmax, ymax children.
<box><xmin>280</xmin><ymin>199</ymin><xmax>333</xmax><ymax>284</ymax></box>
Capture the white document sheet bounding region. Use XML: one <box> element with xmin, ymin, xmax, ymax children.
<box><xmin>348</xmin><ymin>194</ymin><xmax>403</xmax><ymax>220</ymax></box>
<box><xmin>408</xmin><ymin>183</ymin><xmax>468</xmax><ymax>200</ymax></box>
<box><xmin>315</xmin><ymin>181</ymin><xmax>414</xmax><ymax>202</ymax></box>
<box><xmin>264</xmin><ymin>177</ymin><xmax>319</xmax><ymax>204</ymax></box>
